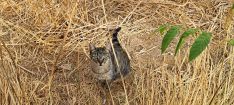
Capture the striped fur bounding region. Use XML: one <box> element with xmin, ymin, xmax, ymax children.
<box><xmin>89</xmin><ymin>27</ymin><xmax>131</xmax><ymax>88</ymax></box>
<box><xmin>111</xmin><ymin>27</ymin><xmax>130</xmax><ymax>79</ymax></box>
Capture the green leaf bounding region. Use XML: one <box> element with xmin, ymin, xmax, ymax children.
<box><xmin>157</xmin><ymin>23</ymin><xmax>170</xmax><ymax>35</ymax></box>
<box><xmin>228</xmin><ymin>39</ymin><xmax>234</xmax><ymax>46</ymax></box>
<box><xmin>161</xmin><ymin>26</ymin><xmax>180</xmax><ymax>53</ymax></box>
<box><xmin>175</xmin><ymin>28</ymin><xmax>198</xmax><ymax>55</ymax></box>
<box><xmin>181</xmin><ymin>28</ymin><xmax>198</xmax><ymax>38</ymax></box>
<box><xmin>189</xmin><ymin>32</ymin><xmax>211</xmax><ymax>61</ymax></box>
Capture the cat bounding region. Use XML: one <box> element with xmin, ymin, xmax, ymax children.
<box><xmin>89</xmin><ymin>27</ymin><xmax>131</xmax><ymax>89</ymax></box>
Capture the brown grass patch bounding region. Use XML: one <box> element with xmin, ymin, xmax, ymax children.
<box><xmin>0</xmin><ymin>0</ymin><xmax>234</xmax><ymax>105</ymax></box>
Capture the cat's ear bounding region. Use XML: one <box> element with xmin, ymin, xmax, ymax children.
<box><xmin>89</xmin><ymin>43</ymin><xmax>95</xmax><ymax>51</ymax></box>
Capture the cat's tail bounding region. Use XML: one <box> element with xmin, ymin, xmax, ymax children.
<box><xmin>112</xmin><ymin>27</ymin><xmax>121</xmax><ymax>46</ymax></box>
<box><xmin>111</xmin><ymin>27</ymin><xmax>131</xmax><ymax>80</ymax></box>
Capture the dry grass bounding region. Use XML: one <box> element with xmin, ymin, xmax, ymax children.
<box><xmin>0</xmin><ymin>0</ymin><xmax>234</xmax><ymax>105</ymax></box>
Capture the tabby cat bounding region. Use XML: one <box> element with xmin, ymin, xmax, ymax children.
<box><xmin>89</xmin><ymin>27</ymin><xmax>130</xmax><ymax>88</ymax></box>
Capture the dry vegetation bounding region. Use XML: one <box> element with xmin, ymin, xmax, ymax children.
<box><xmin>0</xmin><ymin>0</ymin><xmax>234</xmax><ymax>105</ymax></box>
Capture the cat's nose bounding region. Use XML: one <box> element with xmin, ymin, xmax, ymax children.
<box><xmin>99</xmin><ymin>63</ymin><xmax>102</xmax><ymax>66</ymax></box>
<box><xmin>98</xmin><ymin>59</ymin><xmax>104</xmax><ymax>66</ymax></box>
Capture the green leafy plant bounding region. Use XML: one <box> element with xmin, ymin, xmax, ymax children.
<box><xmin>157</xmin><ymin>23</ymin><xmax>170</xmax><ymax>35</ymax></box>
<box><xmin>175</xmin><ymin>28</ymin><xmax>198</xmax><ymax>55</ymax></box>
<box><xmin>189</xmin><ymin>32</ymin><xmax>211</xmax><ymax>61</ymax></box>
<box><xmin>158</xmin><ymin>24</ymin><xmax>212</xmax><ymax>61</ymax></box>
<box><xmin>226</xmin><ymin>3</ymin><xmax>234</xmax><ymax>47</ymax></box>
<box><xmin>161</xmin><ymin>25</ymin><xmax>180</xmax><ymax>53</ymax></box>
<box><xmin>228</xmin><ymin>39</ymin><xmax>234</xmax><ymax>46</ymax></box>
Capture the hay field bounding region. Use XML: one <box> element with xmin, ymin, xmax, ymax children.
<box><xmin>0</xmin><ymin>0</ymin><xmax>234</xmax><ymax>105</ymax></box>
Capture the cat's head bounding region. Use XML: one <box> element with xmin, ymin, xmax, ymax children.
<box><xmin>89</xmin><ymin>43</ymin><xmax>111</xmax><ymax>66</ymax></box>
